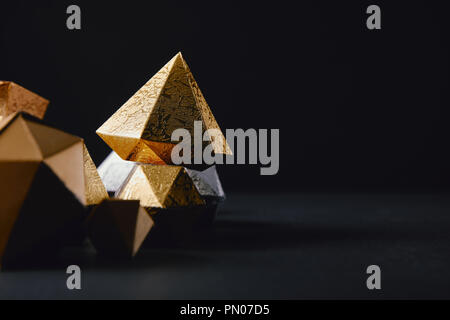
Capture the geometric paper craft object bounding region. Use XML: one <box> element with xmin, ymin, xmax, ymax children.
<box><xmin>0</xmin><ymin>112</ymin><xmax>108</xmax><ymax>207</ymax></box>
<box><xmin>98</xmin><ymin>151</ymin><xmax>136</xmax><ymax>196</ymax></box>
<box><xmin>0</xmin><ymin>81</ymin><xmax>49</xmax><ymax>122</ymax></box>
<box><xmin>87</xmin><ymin>200</ymin><xmax>154</xmax><ymax>258</ymax></box>
<box><xmin>116</xmin><ymin>164</ymin><xmax>205</xmax><ymax>209</ymax></box>
<box><xmin>186</xmin><ymin>166</ymin><xmax>226</xmax><ymax>202</ymax></box>
<box><xmin>96</xmin><ymin>52</ymin><xmax>231</xmax><ymax>165</ymax></box>
<box><xmin>0</xmin><ymin>113</ymin><xmax>108</xmax><ymax>268</ymax></box>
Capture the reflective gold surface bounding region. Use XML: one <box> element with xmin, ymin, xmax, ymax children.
<box><xmin>97</xmin><ymin>52</ymin><xmax>231</xmax><ymax>164</ymax></box>
<box><xmin>0</xmin><ymin>82</ymin><xmax>49</xmax><ymax>120</ymax></box>
<box><xmin>83</xmin><ymin>144</ymin><xmax>109</xmax><ymax>205</ymax></box>
<box><xmin>117</xmin><ymin>164</ymin><xmax>205</xmax><ymax>208</ymax></box>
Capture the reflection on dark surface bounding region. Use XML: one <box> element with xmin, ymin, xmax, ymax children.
<box><xmin>1</xmin><ymin>193</ymin><xmax>450</xmax><ymax>299</ymax></box>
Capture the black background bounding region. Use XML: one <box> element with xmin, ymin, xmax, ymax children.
<box><xmin>2</xmin><ymin>1</ymin><xmax>450</xmax><ymax>301</ymax></box>
<box><xmin>1</xmin><ymin>0</ymin><xmax>450</xmax><ymax>192</ymax></box>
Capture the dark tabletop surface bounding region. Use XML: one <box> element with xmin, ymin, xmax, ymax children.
<box><xmin>1</xmin><ymin>192</ymin><xmax>450</xmax><ymax>300</ymax></box>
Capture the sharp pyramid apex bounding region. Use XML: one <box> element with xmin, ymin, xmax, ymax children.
<box><xmin>96</xmin><ymin>52</ymin><xmax>231</xmax><ymax>164</ymax></box>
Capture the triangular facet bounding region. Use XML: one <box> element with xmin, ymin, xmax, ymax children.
<box><xmin>82</xmin><ymin>144</ymin><xmax>108</xmax><ymax>205</ymax></box>
<box><xmin>143</xmin><ymin>140</ymin><xmax>176</xmax><ymax>164</ymax></box>
<box><xmin>2</xmin><ymin>82</ymin><xmax>49</xmax><ymax>120</ymax></box>
<box><xmin>0</xmin><ymin>114</ymin><xmax>42</xmax><ymax>161</ymax></box>
<box><xmin>181</xmin><ymin>55</ymin><xmax>231</xmax><ymax>155</ymax></box>
<box><xmin>0</xmin><ymin>161</ymin><xmax>40</xmax><ymax>264</ymax></box>
<box><xmin>129</xmin><ymin>140</ymin><xmax>166</xmax><ymax>164</ymax></box>
<box><xmin>131</xmin><ymin>207</ymin><xmax>154</xmax><ymax>256</ymax></box>
<box><xmin>163</xmin><ymin>167</ymin><xmax>205</xmax><ymax>208</ymax></box>
<box><xmin>96</xmin><ymin>52</ymin><xmax>231</xmax><ymax>164</ymax></box>
<box><xmin>117</xmin><ymin>165</ymin><xmax>164</xmax><ymax>208</ymax></box>
<box><xmin>98</xmin><ymin>151</ymin><xmax>136</xmax><ymax>195</ymax></box>
<box><xmin>87</xmin><ymin>201</ymin><xmax>131</xmax><ymax>257</ymax></box>
<box><xmin>187</xmin><ymin>166</ymin><xmax>226</xmax><ymax>199</ymax></box>
<box><xmin>0</xmin><ymin>82</ymin><xmax>10</xmax><ymax>117</ymax></box>
<box><xmin>141</xmin><ymin>165</ymin><xmax>182</xmax><ymax>207</ymax></box>
<box><xmin>143</xmin><ymin>53</ymin><xmax>203</xmax><ymax>143</ymax></box>
<box><xmin>87</xmin><ymin>200</ymin><xmax>152</xmax><ymax>257</ymax></box>
<box><xmin>96</xmin><ymin>54</ymin><xmax>178</xmax><ymax>143</ymax></box>
<box><xmin>109</xmin><ymin>200</ymin><xmax>139</xmax><ymax>255</ymax></box>
<box><xmin>96</xmin><ymin>133</ymin><xmax>140</xmax><ymax>162</ymax></box>
<box><xmin>0</xmin><ymin>113</ymin><xmax>18</xmax><ymax>131</ymax></box>
<box><xmin>25</xmin><ymin>119</ymin><xmax>81</xmax><ymax>158</ymax></box>
<box><xmin>186</xmin><ymin>167</ymin><xmax>219</xmax><ymax>198</ymax></box>
<box><xmin>44</xmin><ymin>140</ymin><xmax>85</xmax><ymax>205</ymax></box>
<box><xmin>1</xmin><ymin>163</ymin><xmax>85</xmax><ymax>268</ymax></box>
<box><xmin>109</xmin><ymin>202</ymin><xmax>154</xmax><ymax>256</ymax></box>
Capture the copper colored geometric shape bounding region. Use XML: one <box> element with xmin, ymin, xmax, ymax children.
<box><xmin>0</xmin><ymin>112</ymin><xmax>108</xmax><ymax>206</ymax></box>
<box><xmin>0</xmin><ymin>113</ymin><xmax>108</xmax><ymax>268</ymax></box>
<box><xmin>87</xmin><ymin>200</ymin><xmax>154</xmax><ymax>258</ymax></box>
<box><xmin>0</xmin><ymin>81</ymin><xmax>49</xmax><ymax>122</ymax></box>
<box><xmin>116</xmin><ymin>164</ymin><xmax>205</xmax><ymax>209</ymax></box>
<box><xmin>96</xmin><ymin>52</ymin><xmax>231</xmax><ymax>165</ymax></box>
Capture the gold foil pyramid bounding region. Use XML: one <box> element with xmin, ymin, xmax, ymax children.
<box><xmin>117</xmin><ymin>164</ymin><xmax>205</xmax><ymax>208</ymax></box>
<box><xmin>0</xmin><ymin>81</ymin><xmax>49</xmax><ymax>122</ymax></box>
<box><xmin>96</xmin><ymin>52</ymin><xmax>231</xmax><ymax>165</ymax></box>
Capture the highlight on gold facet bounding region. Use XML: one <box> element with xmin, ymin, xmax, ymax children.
<box><xmin>96</xmin><ymin>52</ymin><xmax>231</xmax><ymax>165</ymax></box>
<box><xmin>117</xmin><ymin>164</ymin><xmax>205</xmax><ymax>209</ymax></box>
<box><xmin>83</xmin><ymin>144</ymin><xmax>109</xmax><ymax>206</ymax></box>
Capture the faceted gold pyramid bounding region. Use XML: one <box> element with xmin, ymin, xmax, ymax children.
<box><xmin>0</xmin><ymin>81</ymin><xmax>49</xmax><ymax>122</ymax></box>
<box><xmin>116</xmin><ymin>164</ymin><xmax>205</xmax><ymax>208</ymax></box>
<box><xmin>96</xmin><ymin>52</ymin><xmax>231</xmax><ymax>165</ymax></box>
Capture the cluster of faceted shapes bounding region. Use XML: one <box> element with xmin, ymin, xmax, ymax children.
<box><xmin>91</xmin><ymin>52</ymin><xmax>228</xmax><ymax>252</ymax></box>
<box><xmin>0</xmin><ymin>110</ymin><xmax>107</xmax><ymax>269</ymax></box>
<box><xmin>96</xmin><ymin>52</ymin><xmax>231</xmax><ymax>165</ymax></box>
<box><xmin>97</xmin><ymin>151</ymin><xmax>226</xmax><ymax>246</ymax></box>
<box><xmin>0</xmin><ymin>52</ymin><xmax>229</xmax><ymax>265</ymax></box>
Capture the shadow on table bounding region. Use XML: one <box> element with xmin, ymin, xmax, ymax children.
<box><xmin>5</xmin><ymin>211</ymin><xmax>449</xmax><ymax>271</ymax></box>
<box><xmin>192</xmin><ymin>215</ymin><xmax>449</xmax><ymax>251</ymax></box>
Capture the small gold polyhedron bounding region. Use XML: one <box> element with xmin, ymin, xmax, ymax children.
<box><xmin>0</xmin><ymin>113</ymin><xmax>108</xmax><ymax>268</ymax></box>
